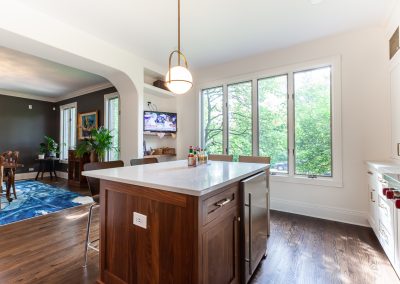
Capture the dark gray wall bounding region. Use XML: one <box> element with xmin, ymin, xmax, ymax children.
<box><xmin>0</xmin><ymin>95</ymin><xmax>58</xmax><ymax>173</ymax></box>
<box><xmin>57</xmin><ymin>87</ymin><xmax>117</xmax><ymax>131</ymax></box>
<box><xmin>0</xmin><ymin>87</ymin><xmax>117</xmax><ymax>174</ymax></box>
<box><xmin>56</xmin><ymin>86</ymin><xmax>117</xmax><ymax>172</ymax></box>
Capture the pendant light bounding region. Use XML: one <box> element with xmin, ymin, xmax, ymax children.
<box><xmin>165</xmin><ymin>0</ymin><xmax>193</xmax><ymax>95</ymax></box>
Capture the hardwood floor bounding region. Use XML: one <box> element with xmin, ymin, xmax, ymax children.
<box><xmin>0</xmin><ymin>180</ymin><xmax>399</xmax><ymax>284</ymax></box>
<box><xmin>251</xmin><ymin>211</ymin><xmax>399</xmax><ymax>284</ymax></box>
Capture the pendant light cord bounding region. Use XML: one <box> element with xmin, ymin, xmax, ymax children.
<box><xmin>178</xmin><ymin>0</ymin><xmax>181</xmax><ymax>65</ymax></box>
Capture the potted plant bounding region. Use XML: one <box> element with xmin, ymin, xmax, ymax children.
<box><xmin>75</xmin><ymin>127</ymin><xmax>117</xmax><ymax>162</ymax></box>
<box><xmin>39</xmin><ymin>136</ymin><xmax>59</xmax><ymax>158</ymax></box>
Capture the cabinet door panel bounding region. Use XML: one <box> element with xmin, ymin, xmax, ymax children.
<box><xmin>391</xmin><ymin>64</ymin><xmax>400</xmax><ymax>159</ymax></box>
<box><xmin>202</xmin><ymin>208</ymin><xmax>239</xmax><ymax>284</ymax></box>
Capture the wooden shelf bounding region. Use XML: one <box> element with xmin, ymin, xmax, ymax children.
<box><xmin>144</xmin><ymin>131</ymin><xmax>176</xmax><ymax>138</ymax></box>
<box><xmin>144</xmin><ymin>83</ymin><xmax>175</xmax><ymax>98</ymax></box>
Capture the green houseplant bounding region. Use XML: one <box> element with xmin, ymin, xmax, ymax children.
<box><xmin>75</xmin><ymin>127</ymin><xmax>117</xmax><ymax>162</ymax></box>
<box><xmin>39</xmin><ymin>136</ymin><xmax>59</xmax><ymax>158</ymax></box>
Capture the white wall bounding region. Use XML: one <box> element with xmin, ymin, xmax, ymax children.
<box><xmin>0</xmin><ymin>1</ymin><xmax>166</xmax><ymax>165</ymax></box>
<box><xmin>177</xmin><ymin>27</ymin><xmax>391</xmax><ymax>226</ymax></box>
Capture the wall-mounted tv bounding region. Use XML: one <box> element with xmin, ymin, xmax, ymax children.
<box><xmin>144</xmin><ymin>111</ymin><xmax>177</xmax><ymax>133</ymax></box>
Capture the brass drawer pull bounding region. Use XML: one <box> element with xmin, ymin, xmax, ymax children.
<box><xmin>215</xmin><ymin>198</ymin><xmax>231</xmax><ymax>207</ymax></box>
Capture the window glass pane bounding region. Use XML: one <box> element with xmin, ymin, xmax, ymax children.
<box><xmin>294</xmin><ymin>66</ymin><xmax>332</xmax><ymax>177</ymax></box>
<box><xmin>63</xmin><ymin>109</ymin><xmax>69</xmax><ymax>160</ymax></box>
<box><xmin>228</xmin><ymin>81</ymin><xmax>252</xmax><ymax>160</ymax></box>
<box><xmin>108</xmin><ymin>97</ymin><xmax>119</xmax><ymax>161</ymax></box>
<box><xmin>202</xmin><ymin>87</ymin><xmax>224</xmax><ymax>154</ymax></box>
<box><xmin>70</xmin><ymin>108</ymin><xmax>76</xmax><ymax>149</ymax></box>
<box><xmin>258</xmin><ymin>75</ymin><xmax>288</xmax><ymax>174</ymax></box>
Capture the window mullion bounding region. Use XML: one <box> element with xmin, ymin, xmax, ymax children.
<box><xmin>223</xmin><ymin>84</ymin><xmax>228</xmax><ymax>155</ymax></box>
<box><xmin>287</xmin><ymin>72</ymin><xmax>295</xmax><ymax>177</ymax></box>
<box><xmin>252</xmin><ymin>79</ymin><xmax>258</xmax><ymax>156</ymax></box>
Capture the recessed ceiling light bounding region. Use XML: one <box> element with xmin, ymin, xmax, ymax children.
<box><xmin>310</xmin><ymin>0</ymin><xmax>323</xmax><ymax>4</ymax></box>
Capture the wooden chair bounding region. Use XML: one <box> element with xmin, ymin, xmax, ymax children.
<box><xmin>239</xmin><ymin>155</ymin><xmax>271</xmax><ymax>236</ymax></box>
<box><xmin>130</xmin><ymin>157</ymin><xmax>159</xmax><ymax>166</ymax></box>
<box><xmin>83</xmin><ymin>160</ymin><xmax>124</xmax><ymax>267</ymax></box>
<box><xmin>1</xmin><ymin>151</ymin><xmax>19</xmax><ymax>200</ymax></box>
<box><xmin>238</xmin><ymin>155</ymin><xmax>270</xmax><ymax>164</ymax></box>
<box><xmin>208</xmin><ymin>154</ymin><xmax>234</xmax><ymax>162</ymax></box>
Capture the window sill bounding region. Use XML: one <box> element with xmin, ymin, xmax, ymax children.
<box><xmin>270</xmin><ymin>174</ymin><xmax>343</xmax><ymax>188</ymax></box>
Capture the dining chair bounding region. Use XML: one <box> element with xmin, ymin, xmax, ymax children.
<box><xmin>1</xmin><ymin>151</ymin><xmax>19</xmax><ymax>200</ymax></box>
<box><xmin>208</xmin><ymin>154</ymin><xmax>234</xmax><ymax>162</ymax></box>
<box><xmin>238</xmin><ymin>155</ymin><xmax>270</xmax><ymax>164</ymax></box>
<box><xmin>238</xmin><ymin>155</ymin><xmax>271</xmax><ymax>236</ymax></box>
<box><xmin>130</xmin><ymin>157</ymin><xmax>159</xmax><ymax>166</ymax></box>
<box><xmin>83</xmin><ymin>160</ymin><xmax>124</xmax><ymax>267</ymax></box>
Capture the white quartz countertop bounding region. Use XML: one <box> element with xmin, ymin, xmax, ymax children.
<box><xmin>82</xmin><ymin>160</ymin><xmax>268</xmax><ymax>196</ymax></box>
<box><xmin>366</xmin><ymin>160</ymin><xmax>400</xmax><ymax>174</ymax></box>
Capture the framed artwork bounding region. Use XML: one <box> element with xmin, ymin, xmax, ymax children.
<box><xmin>78</xmin><ymin>111</ymin><xmax>98</xmax><ymax>139</ymax></box>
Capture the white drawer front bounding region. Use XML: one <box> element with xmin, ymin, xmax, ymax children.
<box><xmin>378</xmin><ymin>195</ymin><xmax>394</xmax><ymax>235</ymax></box>
<box><xmin>379</xmin><ymin>220</ymin><xmax>395</xmax><ymax>262</ymax></box>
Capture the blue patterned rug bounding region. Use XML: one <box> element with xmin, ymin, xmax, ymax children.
<box><xmin>0</xmin><ymin>180</ymin><xmax>93</xmax><ymax>226</ymax></box>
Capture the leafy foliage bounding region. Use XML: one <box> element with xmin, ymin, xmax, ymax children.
<box><xmin>202</xmin><ymin>66</ymin><xmax>332</xmax><ymax>176</ymax></box>
<box><xmin>39</xmin><ymin>136</ymin><xmax>60</xmax><ymax>155</ymax></box>
<box><xmin>75</xmin><ymin>127</ymin><xmax>118</xmax><ymax>162</ymax></box>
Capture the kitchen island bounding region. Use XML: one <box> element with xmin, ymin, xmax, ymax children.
<box><xmin>83</xmin><ymin>160</ymin><xmax>269</xmax><ymax>284</ymax></box>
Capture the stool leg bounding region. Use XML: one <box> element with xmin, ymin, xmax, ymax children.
<box><xmin>83</xmin><ymin>203</ymin><xmax>95</xmax><ymax>267</ymax></box>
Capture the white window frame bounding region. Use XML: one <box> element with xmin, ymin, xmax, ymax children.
<box><xmin>198</xmin><ymin>56</ymin><xmax>342</xmax><ymax>187</ymax></box>
<box><xmin>59</xmin><ymin>102</ymin><xmax>77</xmax><ymax>163</ymax></box>
<box><xmin>104</xmin><ymin>92</ymin><xmax>120</xmax><ymax>161</ymax></box>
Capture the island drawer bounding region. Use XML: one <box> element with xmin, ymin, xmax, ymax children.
<box><xmin>202</xmin><ymin>184</ymin><xmax>239</xmax><ymax>225</ymax></box>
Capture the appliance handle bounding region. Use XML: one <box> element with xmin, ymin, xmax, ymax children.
<box><xmin>248</xmin><ymin>192</ymin><xmax>252</xmax><ymax>273</ymax></box>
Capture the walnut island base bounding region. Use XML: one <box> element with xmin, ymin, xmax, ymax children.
<box><xmin>82</xmin><ymin>160</ymin><xmax>268</xmax><ymax>284</ymax></box>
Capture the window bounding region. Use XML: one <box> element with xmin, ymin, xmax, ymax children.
<box><xmin>258</xmin><ymin>75</ymin><xmax>288</xmax><ymax>174</ymax></box>
<box><xmin>60</xmin><ymin>102</ymin><xmax>77</xmax><ymax>161</ymax></box>
<box><xmin>200</xmin><ymin>57</ymin><xmax>342</xmax><ymax>186</ymax></box>
<box><xmin>294</xmin><ymin>67</ymin><xmax>332</xmax><ymax>177</ymax></box>
<box><xmin>228</xmin><ymin>81</ymin><xmax>252</xmax><ymax>160</ymax></box>
<box><xmin>104</xmin><ymin>93</ymin><xmax>120</xmax><ymax>161</ymax></box>
<box><xmin>201</xmin><ymin>86</ymin><xmax>224</xmax><ymax>154</ymax></box>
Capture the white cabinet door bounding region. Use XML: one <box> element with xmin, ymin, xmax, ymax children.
<box><xmin>391</xmin><ymin>64</ymin><xmax>400</xmax><ymax>159</ymax></box>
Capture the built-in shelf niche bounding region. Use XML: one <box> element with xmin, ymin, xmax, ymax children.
<box><xmin>144</xmin><ymin>68</ymin><xmax>174</xmax><ymax>98</ymax></box>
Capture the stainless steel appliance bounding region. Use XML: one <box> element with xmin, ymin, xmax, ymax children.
<box><xmin>241</xmin><ymin>171</ymin><xmax>269</xmax><ymax>283</ymax></box>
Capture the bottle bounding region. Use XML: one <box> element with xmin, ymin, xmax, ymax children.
<box><xmin>199</xmin><ymin>148</ymin><xmax>203</xmax><ymax>164</ymax></box>
<box><xmin>204</xmin><ymin>148</ymin><xmax>208</xmax><ymax>164</ymax></box>
<box><xmin>188</xmin><ymin>146</ymin><xmax>194</xmax><ymax>166</ymax></box>
<box><xmin>193</xmin><ymin>147</ymin><xmax>198</xmax><ymax>167</ymax></box>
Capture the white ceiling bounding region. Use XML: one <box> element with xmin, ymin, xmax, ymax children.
<box><xmin>15</xmin><ymin>0</ymin><xmax>396</xmax><ymax>69</ymax></box>
<box><xmin>0</xmin><ymin>46</ymin><xmax>108</xmax><ymax>98</ymax></box>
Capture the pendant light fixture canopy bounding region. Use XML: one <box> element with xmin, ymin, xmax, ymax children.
<box><xmin>165</xmin><ymin>0</ymin><xmax>193</xmax><ymax>95</ymax></box>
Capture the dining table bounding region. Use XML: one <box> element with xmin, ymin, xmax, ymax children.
<box><xmin>0</xmin><ymin>162</ymin><xmax>24</xmax><ymax>204</ymax></box>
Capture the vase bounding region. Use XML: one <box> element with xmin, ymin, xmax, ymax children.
<box><xmin>90</xmin><ymin>151</ymin><xmax>99</xmax><ymax>163</ymax></box>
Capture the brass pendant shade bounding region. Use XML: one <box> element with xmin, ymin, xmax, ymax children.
<box><xmin>165</xmin><ymin>0</ymin><xmax>193</xmax><ymax>95</ymax></box>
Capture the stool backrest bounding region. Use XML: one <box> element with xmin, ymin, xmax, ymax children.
<box><xmin>208</xmin><ymin>154</ymin><xmax>234</xmax><ymax>162</ymax></box>
<box><xmin>84</xmin><ymin>160</ymin><xmax>124</xmax><ymax>198</ymax></box>
<box><xmin>130</xmin><ymin>157</ymin><xmax>158</xmax><ymax>166</ymax></box>
<box><xmin>238</xmin><ymin>155</ymin><xmax>270</xmax><ymax>164</ymax></box>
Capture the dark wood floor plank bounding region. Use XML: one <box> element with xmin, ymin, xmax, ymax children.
<box><xmin>1</xmin><ymin>180</ymin><xmax>399</xmax><ymax>284</ymax></box>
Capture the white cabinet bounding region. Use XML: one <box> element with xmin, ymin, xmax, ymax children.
<box><xmin>366</xmin><ymin>162</ymin><xmax>400</xmax><ymax>277</ymax></box>
<box><xmin>391</xmin><ymin>64</ymin><xmax>400</xmax><ymax>159</ymax></box>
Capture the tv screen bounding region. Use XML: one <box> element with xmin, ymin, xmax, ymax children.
<box><xmin>144</xmin><ymin>111</ymin><xmax>177</xmax><ymax>133</ymax></box>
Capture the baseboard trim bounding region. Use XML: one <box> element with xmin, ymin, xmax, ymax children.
<box><xmin>15</xmin><ymin>171</ymin><xmax>68</xmax><ymax>181</ymax></box>
<box><xmin>271</xmin><ymin>197</ymin><xmax>369</xmax><ymax>227</ymax></box>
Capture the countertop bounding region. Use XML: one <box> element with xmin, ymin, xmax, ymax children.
<box><xmin>366</xmin><ymin>160</ymin><xmax>400</xmax><ymax>174</ymax></box>
<box><xmin>82</xmin><ymin>160</ymin><xmax>268</xmax><ymax>196</ymax></box>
